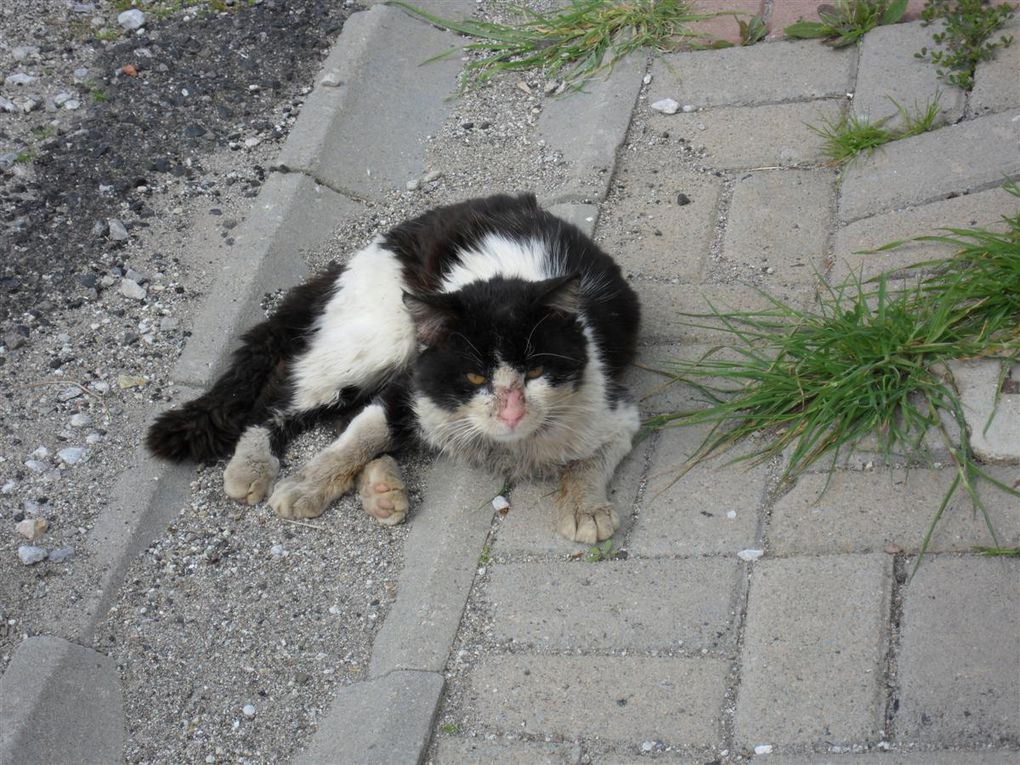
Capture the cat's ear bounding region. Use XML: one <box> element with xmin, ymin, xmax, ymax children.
<box><xmin>403</xmin><ymin>292</ymin><xmax>456</xmax><ymax>344</ymax></box>
<box><xmin>536</xmin><ymin>273</ymin><xmax>581</xmax><ymax>315</ymax></box>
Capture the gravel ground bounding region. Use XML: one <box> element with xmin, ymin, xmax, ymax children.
<box><xmin>0</xmin><ymin>0</ymin><xmax>611</xmax><ymax>762</ymax></box>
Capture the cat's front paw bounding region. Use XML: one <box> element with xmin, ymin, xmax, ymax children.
<box><xmin>357</xmin><ymin>456</ymin><xmax>409</xmax><ymax>526</ymax></box>
<box><xmin>557</xmin><ymin>503</ymin><xmax>619</xmax><ymax>544</ymax></box>
<box><xmin>223</xmin><ymin>452</ymin><xmax>279</xmax><ymax>505</ymax></box>
<box><xmin>268</xmin><ymin>474</ymin><xmax>330</xmax><ymax>519</ymax></box>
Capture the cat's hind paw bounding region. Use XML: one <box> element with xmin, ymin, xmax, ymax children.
<box><xmin>268</xmin><ymin>474</ymin><xmax>330</xmax><ymax>519</ymax></box>
<box><xmin>223</xmin><ymin>427</ymin><xmax>279</xmax><ymax>505</ymax></box>
<box><xmin>557</xmin><ymin>503</ymin><xmax>619</xmax><ymax>544</ymax></box>
<box><xmin>358</xmin><ymin>456</ymin><xmax>408</xmax><ymax>527</ymax></box>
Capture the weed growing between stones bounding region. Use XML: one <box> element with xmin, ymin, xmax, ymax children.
<box><xmin>916</xmin><ymin>0</ymin><xmax>1016</xmax><ymax>90</ymax></box>
<box><xmin>784</xmin><ymin>0</ymin><xmax>909</xmax><ymax>47</ymax></box>
<box><xmin>809</xmin><ymin>95</ymin><xmax>942</xmax><ymax>164</ymax></box>
<box><xmin>388</xmin><ymin>0</ymin><xmax>729</xmax><ymax>91</ymax></box>
<box><xmin>645</xmin><ymin>183</ymin><xmax>1020</xmax><ymax>568</ymax></box>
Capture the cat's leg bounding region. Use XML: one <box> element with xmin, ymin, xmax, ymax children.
<box><xmin>269</xmin><ymin>403</ymin><xmax>393</xmax><ymax>520</ymax></box>
<box><xmin>357</xmin><ymin>455</ymin><xmax>409</xmax><ymax>526</ymax></box>
<box><xmin>223</xmin><ymin>424</ymin><xmax>280</xmax><ymax>505</ymax></box>
<box><xmin>555</xmin><ymin>399</ymin><xmax>640</xmax><ymax>544</ymax></box>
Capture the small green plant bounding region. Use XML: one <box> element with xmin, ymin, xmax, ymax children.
<box><xmin>90</xmin><ymin>87</ymin><xmax>110</xmax><ymax>103</ymax></box>
<box><xmin>94</xmin><ymin>28</ymin><xmax>121</xmax><ymax>42</ymax></box>
<box><xmin>785</xmin><ymin>0</ymin><xmax>908</xmax><ymax>47</ymax></box>
<box><xmin>916</xmin><ymin>0</ymin><xmax>1016</xmax><ymax>90</ymax></box>
<box><xmin>440</xmin><ymin>722</ymin><xmax>460</xmax><ymax>735</ymax></box>
<box><xmin>477</xmin><ymin>545</ymin><xmax>492</xmax><ymax>567</ymax></box>
<box><xmin>584</xmin><ymin>539</ymin><xmax>622</xmax><ymax>562</ymax></box>
<box><xmin>809</xmin><ymin>95</ymin><xmax>941</xmax><ymax>164</ymax></box>
<box><xmin>739</xmin><ymin>15</ymin><xmax>769</xmax><ymax>45</ymax></box>
<box><xmin>13</xmin><ymin>150</ymin><xmax>35</xmax><ymax>164</ymax></box>
<box><xmin>388</xmin><ymin>0</ymin><xmax>728</xmax><ymax>92</ymax></box>
<box><xmin>645</xmin><ymin>183</ymin><xmax>1020</xmax><ymax>570</ymax></box>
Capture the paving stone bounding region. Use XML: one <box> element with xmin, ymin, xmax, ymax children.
<box><xmin>970</xmin><ymin>18</ymin><xmax>1020</xmax><ymax>116</ymax></box>
<box><xmin>648</xmin><ymin>41</ymin><xmax>854</xmax><ymax>108</ymax></box>
<box><xmin>538</xmin><ymin>54</ymin><xmax>645</xmax><ymax>203</ymax></box>
<box><xmin>759</xmin><ymin>752</ymin><xmax>1020</xmax><ymax>764</ymax></box>
<box><xmin>948</xmin><ymin>359</ymin><xmax>1020</xmax><ymax>464</ymax></box>
<box><xmin>625</xmin><ymin>343</ymin><xmax>750</xmax><ymax>416</ymax></box>
<box><xmin>597</xmin><ymin>155</ymin><xmax>723</xmax><ymax>280</ymax></box>
<box><xmin>0</xmin><ymin>636</ymin><xmax>124</xmax><ymax>765</ymax></box>
<box><xmin>838</xmin><ymin>110</ymin><xmax>1020</xmax><ymax>223</ymax></box>
<box><xmin>434</xmin><ymin>738</ymin><xmax>581</xmax><ymax>764</ymax></box>
<box><xmin>277</xmin><ymin>4</ymin><xmax>465</xmax><ymax>200</ymax></box>
<box><xmin>721</xmin><ymin>169</ymin><xmax>835</xmax><ymax>284</ymax></box>
<box><xmin>465</xmin><ymin>655</ymin><xmax>728</xmax><ymax>746</ymax></box>
<box><xmin>734</xmin><ymin>555</ymin><xmax>892</xmax><ymax>747</ymax></box>
<box><xmin>768</xmin><ymin>0</ymin><xmax>927</xmax><ymax>37</ymax></box>
<box><xmin>294</xmin><ymin>670</ymin><xmax>443</xmax><ymax>764</ymax></box>
<box><xmin>830</xmin><ymin>187</ymin><xmax>1018</xmax><ymax>283</ymax></box>
<box><xmin>897</xmin><ymin>557</ymin><xmax>1020</xmax><ymax>746</ymax></box>
<box><xmin>633</xmin><ymin>279</ymin><xmax>813</xmax><ymax>344</ymax></box>
<box><xmin>853</xmin><ymin>21</ymin><xmax>965</xmax><ymax>130</ymax></box>
<box><xmin>770</xmin><ymin>466</ymin><xmax>1020</xmax><ymax>556</ymax></box>
<box><xmin>369</xmin><ymin>459</ymin><xmax>498</xmax><ymax>677</ymax></box>
<box><xmin>484</xmin><ymin>558</ymin><xmax>740</xmax><ymax>651</ymax></box>
<box><xmin>629</xmin><ymin>426</ymin><xmax>767</xmax><ymax>557</ymax></box>
<box><xmin>649</xmin><ymin>99</ymin><xmax>844</xmax><ymax>170</ymax></box>
<box><xmin>547</xmin><ymin>202</ymin><xmax>598</xmax><ymax>238</ymax></box>
<box><xmin>494</xmin><ymin>437</ymin><xmax>649</xmax><ymax>555</ymax></box>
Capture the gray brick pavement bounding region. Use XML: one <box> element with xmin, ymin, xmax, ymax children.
<box><xmin>721</xmin><ymin>169</ymin><xmax>835</xmax><ymax>284</ymax></box>
<box><xmin>734</xmin><ymin>555</ymin><xmax>892</xmax><ymax>747</ymax></box>
<box><xmin>484</xmin><ymin>558</ymin><xmax>740</xmax><ymax>651</ymax></box>
<box><xmin>970</xmin><ymin>18</ymin><xmax>1020</xmax><ymax>116</ymax></box>
<box><xmin>897</xmin><ymin>557</ymin><xmax>1020</xmax><ymax>747</ymax></box>
<box><xmin>648</xmin><ymin>100</ymin><xmax>844</xmax><ymax>170</ymax></box>
<box><xmin>464</xmin><ymin>655</ymin><xmax>728</xmax><ymax>746</ymax></box>
<box><xmin>648</xmin><ymin>42</ymin><xmax>854</xmax><ymax>108</ymax></box>
<box><xmin>770</xmin><ymin>467</ymin><xmax>1020</xmax><ymax>556</ymax></box>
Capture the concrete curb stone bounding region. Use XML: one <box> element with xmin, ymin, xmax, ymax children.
<box><xmin>970</xmin><ymin>17</ymin><xmax>1020</xmax><ymax>117</ymax></box>
<box><xmin>948</xmin><ymin>359</ymin><xmax>1020</xmax><ymax>464</ymax></box>
<box><xmin>0</xmin><ymin>636</ymin><xmax>123</xmax><ymax>765</ymax></box>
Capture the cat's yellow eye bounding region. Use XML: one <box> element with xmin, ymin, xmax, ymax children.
<box><xmin>466</xmin><ymin>372</ymin><xmax>487</xmax><ymax>385</ymax></box>
<box><xmin>525</xmin><ymin>367</ymin><xmax>544</xmax><ymax>379</ymax></box>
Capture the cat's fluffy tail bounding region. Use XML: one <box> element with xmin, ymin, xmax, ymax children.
<box><xmin>146</xmin><ymin>264</ymin><xmax>342</xmax><ymax>463</ymax></box>
<box><xmin>145</xmin><ymin>323</ymin><xmax>289</xmax><ymax>463</ymax></box>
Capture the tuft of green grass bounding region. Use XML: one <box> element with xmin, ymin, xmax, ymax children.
<box><xmin>917</xmin><ymin>0</ymin><xmax>1016</xmax><ymax>90</ymax></box>
<box><xmin>388</xmin><ymin>0</ymin><xmax>730</xmax><ymax>92</ymax></box>
<box><xmin>809</xmin><ymin>95</ymin><xmax>942</xmax><ymax>164</ymax></box>
<box><xmin>645</xmin><ymin>183</ymin><xmax>1020</xmax><ymax>569</ymax></box>
<box><xmin>440</xmin><ymin>722</ymin><xmax>460</xmax><ymax>735</ymax></box>
<box><xmin>785</xmin><ymin>0</ymin><xmax>909</xmax><ymax>47</ymax></box>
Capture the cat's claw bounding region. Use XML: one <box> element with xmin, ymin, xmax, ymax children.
<box><xmin>268</xmin><ymin>475</ymin><xmax>330</xmax><ymax>519</ymax></box>
<box><xmin>557</xmin><ymin>503</ymin><xmax>619</xmax><ymax>544</ymax></box>
<box><xmin>223</xmin><ymin>453</ymin><xmax>279</xmax><ymax>505</ymax></box>
<box><xmin>358</xmin><ymin>456</ymin><xmax>409</xmax><ymax>526</ymax></box>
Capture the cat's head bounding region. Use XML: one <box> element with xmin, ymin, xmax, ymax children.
<box><xmin>405</xmin><ymin>275</ymin><xmax>589</xmax><ymax>446</ymax></box>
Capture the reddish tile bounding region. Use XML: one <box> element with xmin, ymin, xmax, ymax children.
<box><xmin>769</xmin><ymin>0</ymin><xmax>929</xmax><ymax>39</ymax></box>
<box><xmin>689</xmin><ymin>0</ymin><xmax>765</xmax><ymax>44</ymax></box>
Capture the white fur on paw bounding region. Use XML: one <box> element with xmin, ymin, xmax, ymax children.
<box><xmin>268</xmin><ymin>475</ymin><xmax>329</xmax><ymax>519</ymax></box>
<box><xmin>557</xmin><ymin>503</ymin><xmax>619</xmax><ymax>544</ymax></box>
<box><xmin>358</xmin><ymin>456</ymin><xmax>408</xmax><ymax>527</ymax></box>
<box><xmin>223</xmin><ymin>452</ymin><xmax>279</xmax><ymax>505</ymax></box>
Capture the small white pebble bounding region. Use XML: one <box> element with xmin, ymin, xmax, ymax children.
<box><xmin>726</xmin><ymin>510</ymin><xmax>737</xmax><ymax>519</ymax></box>
<box><xmin>270</xmin><ymin>544</ymin><xmax>287</xmax><ymax>559</ymax></box>
<box><xmin>242</xmin><ymin>704</ymin><xmax>256</xmax><ymax>718</ymax></box>
<box><xmin>755</xmin><ymin>744</ymin><xmax>773</xmax><ymax>755</ymax></box>
<box><xmin>737</xmin><ymin>549</ymin><xmax>764</xmax><ymax>562</ymax></box>
<box><xmin>491</xmin><ymin>495</ymin><xmax>510</xmax><ymax>511</ymax></box>
<box><xmin>650</xmin><ymin>98</ymin><xmax>680</xmax><ymax>115</ymax></box>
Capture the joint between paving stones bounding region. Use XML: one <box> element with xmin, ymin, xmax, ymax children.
<box><xmin>270</xmin><ymin>162</ymin><xmax>376</xmax><ymax>206</ymax></box>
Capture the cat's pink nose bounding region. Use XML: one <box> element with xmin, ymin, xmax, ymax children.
<box><xmin>497</xmin><ymin>386</ymin><xmax>526</xmax><ymax>428</ymax></box>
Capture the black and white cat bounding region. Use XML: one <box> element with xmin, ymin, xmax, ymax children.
<box><xmin>147</xmin><ymin>193</ymin><xmax>641</xmax><ymax>543</ymax></box>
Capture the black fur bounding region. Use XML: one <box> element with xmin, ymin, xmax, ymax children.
<box><xmin>145</xmin><ymin>263</ymin><xmax>343</xmax><ymax>462</ymax></box>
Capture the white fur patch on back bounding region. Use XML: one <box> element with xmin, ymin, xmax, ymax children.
<box><xmin>289</xmin><ymin>240</ymin><xmax>417</xmax><ymax>412</ymax></box>
<box><xmin>441</xmin><ymin>234</ymin><xmax>552</xmax><ymax>291</ymax></box>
